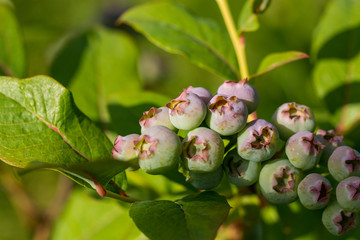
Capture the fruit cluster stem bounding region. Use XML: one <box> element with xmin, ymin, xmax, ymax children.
<box><xmin>216</xmin><ymin>0</ymin><xmax>249</xmax><ymax>80</ymax></box>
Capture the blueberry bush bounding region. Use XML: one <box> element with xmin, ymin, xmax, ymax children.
<box><xmin>1</xmin><ymin>0</ymin><xmax>360</xmax><ymax>239</ymax></box>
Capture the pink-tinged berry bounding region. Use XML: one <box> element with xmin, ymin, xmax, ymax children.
<box><xmin>259</xmin><ymin>159</ymin><xmax>303</xmax><ymax>204</ymax></box>
<box><xmin>322</xmin><ymin>201</ymin><xmax>357</xmax><ymax>236</ymax></box>
<box><xmin>237</xmin><ymin>119</ymin><xmax>279</xmax><ymax>162</ymax></box>
<box><xmin>298</xmin><ymin>173</ymin><xmax>332</xmax><ymax>210</ymax></box>
<box><xmin>271</xmin><ymin>102</ymin><xmax>316</xmax><ymax>140</ymax></box>
<box><xmin>185</xmin><ymin>86</ymin><xmax>213</xmax><ymax>104</ymax></box>
<box><xmin>111</xmin><ymin>134</ymin><xmax>140</xmax><ymax>170</ymax></box>
<box><xmin>328</xmin><ymin>146</ymin><xmax>360</xmax><ymax>182</ymax></box>
<box><xmin>285</xmin><ymin>131</ymin><xmax>325</xmax><ymax>171</ymax></box>
<box><xmin>217</xmin><ymin>78</ymin><xmax>259</xmax><ymax>113</ymax></box>
<box><xmin>336</xmin><ymin>176</ymin><xmax>360</xmax><ymax>212</ymax></box>
<box><xmin>316</xmin><ymin>129</ymin><xmax>344</xmax><ymax>163</ymax></box>
<box><xmin>134</xmin><ymin>126</ymin><xmax>181</xmax><ymax>175</ymax></box>
<box><xmin>182</xmin><ymin>127</ymin><xmax>224</xmax><ymax>173</ymax></box>
<box><xmin>139</xmin><ymin>107</ymin><xmax>176</xmax><ymax>133</ymax></box>
<box><xmin>206</xmin><ymin>95</ymin><xmax>248</xmax><ymax>136</ymax></box>
<box><xmin>166</xmin><ymin>91</ymin><xmax>207</xmax><ymax>130</ymax></box>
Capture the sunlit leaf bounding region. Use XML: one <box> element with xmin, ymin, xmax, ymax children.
<box><xmin>238</xmin><ymin>0</ymin><xmax>271</xmax><ymax>33</ymax></box>
<box><xmin>312</xmin><ymin>0</ymin><xmax>360</xmax><ymax>58</ymax></box>
<box><xmin>51</xmin><ymin>26</ymin><xmax>141</xmax><ymax>123</ymax></box>
<box><xmin>238</xmin><ymin>0</ymin><xmax>259</xmax><ymax>33</ymax></box>
<box><xmin>251</xmin><ymin>51</ymin><xmax>309</xmax><ymax>79</ymax></box>
<box><xmin>52</xmin><ymin>190</ymin><xmax>143</xmax><ymax>240</ymax></box>
<box><xmin>0</xmin><ymin>3</ymin><xmax>25</xmax><ymax>77</ymax></box>
<box><xmin>120</xmin><ymin>2</ymin><xmax>239</xmax><ymax>80</ymax></box>
<box><xmin>0</xmin><ymin>75</ymin><xmax>128</xmax><ymax>193</ymax></box>
<box><xmin>312</xmin><ymin>0</ymin><xmax>360</xmax><ymax>139</ymax></box>
<box><xmin>130</xmin><ymin>191</ymin><xmax>230</xmax><ymax>240</ymax></box>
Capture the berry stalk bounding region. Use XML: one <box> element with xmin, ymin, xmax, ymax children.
<box><xmin>216</xmin><ymin>0</ymin><xmax>249</xmax><ymax>80</ymax></box>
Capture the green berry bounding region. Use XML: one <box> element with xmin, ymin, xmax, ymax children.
<box><xmin>298</xmin><ymin>173</ymin><xmax>332</xmax><ymax>210</ymax></box>
<box><xmin>135</xmin><ymin>126</ymin><xmax>181</xmax><ymax>175</ymax></box>
<box><xmin>285</xmin><ymin>131</ymin><xmax>325</xmax><ymax>171</ymax></box>
<box><xmin>182</xmin><ymin>127</ymin><xmax>224</xmax><ymax>173</ymax></box>
<box><xmin>322</xmin><ymin>201</ymin><xmax>357</xmax><ymax>236</ymax></box>
<box><xmin>206</xmin><ymin>95</ymin><xmax>248</xmax><ymax>136</ymax></box>
<box><xmin>167</xmin><ymin>91</ymin><xmax>207</xmax><ymax>130</ymax></box>
<box><xmin>336</xmin><ymin>176</ymin><xmax>360</xmax><ymax>212</ymax></box>
<box><xmin>237</xmin><ymin>119</ymin><xmax>279</xmax><ymax>162</ymax></box>
<box><xmin>259</xmin><ymin>159</ymin><xmax>302</xmax><ymax>204</ymax></box>
<box><xmin>188</xmin><ymin>166</ymin><xmax>223</xmax><ymax>190</ymax></box>
<box><xmin>223</xmin><ymin>149</ymin><xmax>260</xmax><ymax>186</ymax></box>
<box><xmin>328</xmin><ymin>146</ymin><xmax>360</xmax><ymax>182</ymax></box>
<box><xmin>272</xmin><ymin>102</ymin><xmax>316</xmax><ymax>140</ymax></box>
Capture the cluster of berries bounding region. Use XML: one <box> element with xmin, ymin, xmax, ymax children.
<box><xmin>111</xmin><ymin>79</ymin><xmax>360</xmax><ymax>236</ymax></box>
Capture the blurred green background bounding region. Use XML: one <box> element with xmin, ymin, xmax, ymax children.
<box><xmin>1</xmin><ymin>0</ymin><xmax>360</xmax><ymax>239</ymax></box>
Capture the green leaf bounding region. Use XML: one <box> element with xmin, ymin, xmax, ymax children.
<box><xmin>251</xmin><ymin>51</ymin><xmax>309</xmax><ymax>79</ymax></box>
<box><xmin>0</xmin><ymin>75</ymin><xmax>128</xmax><ymax>193</ymax></box>
<box><xmin>120</xmin><ymin>2</ymin><xmax>239</xmax><ymax>80</ymax></box>
<box><xmin>238</xmin><ymin>0</ymin><xmax>259</xmax><ymax>33</ymax></box>
<box><xmin>129</xmin><ymin>191</ymin><xmax>230</xmax><ymax>240</ymax></box>
<box><xmin>238</xmin><ymin>0</ymin><xmax>271</xmax><ymax>33</ymax></box>
<box><xmin>52</xmin><ymin>190</ymin><xmax>143</xmax><ymax>240</ymax></box>
<box><xmin>312</xmin><ymin>0</ymin><xmax>360</xmax><ymax>58</ymax></box>
<box><xmin>50</xmin><ymin>26</ymin><xmax>170</xmax><ymax>139</ymax></box>
<box><xmin>0</xmin><ymin>75</ymin><xmax>111</xmax><ymax>166</ymax></box>
<box><xmin>313</xmin><ymin>58</ymin><xmax>360</xmax><ymax>132</ymax></box>
<box><xmin>252</xmin><ymin>0</ymin><xmax>271</xmax><ymax>14</ymax></box>
<box><xmin>51</xmin><ymin>26</ymin><xmax>141</xmax><ymax>124</ymax></box>
<box><xmin>312</xmin><ymin>0</ymin><xmax>360</xmax><ymax>137</ymax></box>
<box><xmin>0</xmin><ymin>3</ymin><xmax>25</xmax><ymax>77</ymax></box>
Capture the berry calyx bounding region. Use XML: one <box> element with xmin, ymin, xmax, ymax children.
<box><xmin>272</xmin><ymin>102</ymin><xmax>315</xmax><ymax>140</ymax></box>
<box><xmin>167</xmin><ymin>91</ymin><xmax>207</xmax><ymax>130</ymax></box>
<box><xmin>206</xmin><ymin>95</ymin><xmax>248</xmax><ymax>136</ymax></box>
<box><xmin>182</xmin><ymin>127</ymin><xmax>224</xmax><ymax>173</ymax></box>
<box><xmin>139</xmin><ymin>107</ymin><xmax>176</xmax><ymax>133</ymax></box>
<box><xmin>237</xmin><ymin>119</ymin><xmax>279</xmax><ymax>162</ymax></box>
<box><xmin>217</xmin><ymin>78</ymin><xmax>259</xmax><ymax>113</ymax></box>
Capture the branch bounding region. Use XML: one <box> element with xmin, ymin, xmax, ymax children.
<box><xmin>32</xmin><ymin>175</ymin><xmax>74</xmax><ymax>240</ymax></box>
<box><xmin>0</xmin><ymin>165</ymin><xmax>39</xmax><ymax>230</ymax></box>
<box><xmin>216</xmin><ymin>0</ymin><xmax>249</xmax><ymax>79</ymax></box>
<box><xmin>0</xmin><ymin>59</ymin><xmax>14</xmax><ymax>77</ymax></box>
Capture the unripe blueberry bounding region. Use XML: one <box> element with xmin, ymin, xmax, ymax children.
<box><xmin>217</xmin><ymin>79</ymin><xmax>259</xmax><ymax>113</ymax></box>
<box><xmin>185</xmin><ymin>86</ymin><xmax>213</xmax><ymax>104</ymax></box>
<box><xmin>223</xmin><ymin>149</ymin><xmax>260</xmax><ymax>186</ymax></box>
<box><xmin>322</xmin><ymin>201</ymin><xmax>357</xmax><ymax>236</ymax></box>
<box><xmin>111</xmin><ymin>134</ymin><xmax>140</xmax><ymax>170</ymax></box>
<box><xmin>182</xmin><ymin>127</ymin><xmax>224</xmax><ymax>173</ymax></box>
<box><xmin>259</xmin><ymin>159</ymin><xmax>302</xmax><ymax>204</ymax></box>
<box><xmin>271</xmin><ymin>102</ymin><xmax>316</xmax><ymax>140</ymax></box>
<box><xmin>166</xmin><ymin>91</ymin><xmax>207</xmax><ymax>130</ymax></box>
<box><xmin>135</xmin><ymin>126</ymin><xmax>181</xmax><ymax>175</ymax></box>
<box><xmin>336</xmin><ymin>176</ymin><xmax>360</xmax><ymax>212</ymax></box>
<box><xmin>237</xmin><ymin>119</ymin><xmax>279</xmax><ymax>162</ymax></box>
<box><xmin>139</xmin><ymin>107</ymin><xmax>176</xmax><ymax>133</ymax></box>
<box><xmin>206</xmin><ymin>95</ymin><xmax>248</xmax><ymax>136</ymax></box>
<box><xmin>285</xmin><ymin>131</ymin><xmax>325</xmax><ymax>171</ymax></box>
<box><xmin>298</xmin><ymin>173</ymin><xmax>332</xmax><ymax>210</ymax></box>
<box><xmin>316</xmin><ymin>129</ymin><xmax>344</xmax><ymax>163</ymax></box>
<box><xmin>328</xmin><ymin>146</ymin><xmax>360</xmax><ymax>182</ymax></box>
<box><xmin>187</xmin><ymin>166</ymin><xmax>223</xmax><ymax>190</ymax></box>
